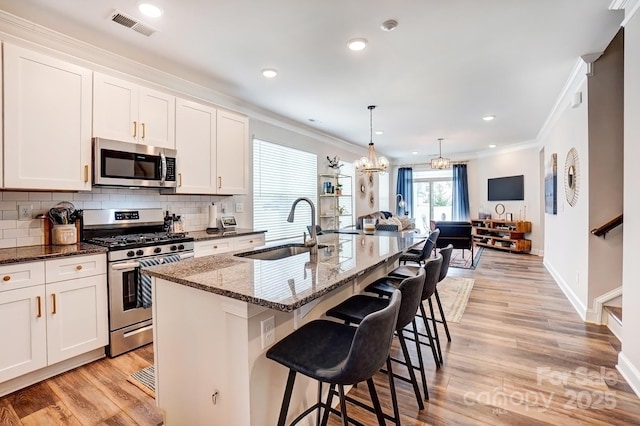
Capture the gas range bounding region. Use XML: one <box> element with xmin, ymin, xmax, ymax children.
<box><xmin>86</xmin><ymin>231</ymin><xmax>194</xmax><ymax>261</ymax></box>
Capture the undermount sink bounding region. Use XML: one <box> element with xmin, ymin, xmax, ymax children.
<box><xmin>234</xmin><ymin>243</ymin><xmax>327</xmax><ymax>261</ymax></box>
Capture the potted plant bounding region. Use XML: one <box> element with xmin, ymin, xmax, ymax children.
<box><xmin>327</xmin><ymin>155</ymin><xmax>343</xmax><ymax>174</ymax></box>
<box><xmin>335</xmin><ymin>183</ymin><xmax>343</xmax><ymax>195</ymax></box>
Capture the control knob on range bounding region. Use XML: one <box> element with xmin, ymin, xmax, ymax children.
<box><xmin>170</xmin><ymin>245</ymin><xmax>177</xmax><ymax>251</ymax></box>
<box><xmin>154</xmin><ymin>247</ymin><xmax>162</xmax><ymax>254</ymax></box>
<box><xmin>178</xmin><ymin>244</ymin><xmax>185</xmax><ymax>250</ymax></box>
<box><xmin>136</xmin><ymin>249</ymin><xmax>144</xmax><ymax>256</ymax></box>
<box><xmin>126</xmin><ymin>250</ymin><xmax>135</xmax><ymax>258</ymax></box>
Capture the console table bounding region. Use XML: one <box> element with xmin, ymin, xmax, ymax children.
<box><xmin>471</xmin><ymin>219</ymin><xmax>532</xmax><ymax>253</ymax></box>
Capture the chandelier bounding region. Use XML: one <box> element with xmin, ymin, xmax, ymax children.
<box><xmin>354</xmin><ymin>105</ymin><xmax>389</xmax><ymax>175</ymax></box>
<box><xmin>430</xmin><ymin>138</ymin><xmax>451</xmax><ymax>169</ymax></box>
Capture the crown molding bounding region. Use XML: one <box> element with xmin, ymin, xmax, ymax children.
<box><xmin>620</xmin><ymin>0</ymin><xmax>640</xmax><ymax>25</ymax></box>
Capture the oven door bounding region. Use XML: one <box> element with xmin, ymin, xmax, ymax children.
<box><xmin>108</xmin><ymin>252</ymin><xmax>193</xmax><ymax>331</ymax></box>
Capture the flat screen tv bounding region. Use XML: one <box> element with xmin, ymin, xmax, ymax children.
<box><xmin>488</xmin><ymin>175</ymin><xmax>524</xmax><ymax>201</ymax></box>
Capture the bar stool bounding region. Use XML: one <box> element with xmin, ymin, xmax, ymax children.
<box><xmin>434</xmin><ymin>244</ymin><xmax>453</xmax><ymax>342</ymax></box>
<box><xmin>368</xmin><ymin>255</ymin><xmax>444</xmax><ymax>366</ymax></box>
<box><xmin>326</xmin><ymin>269</ymin><xmax>427</xmax><ymax>423</ymax></box>
<box><xmin>397</xmin><ymin>228</ymin><xmax>440</xmax><ymax>268</ymax></box>
<box><xmin>266</xmin><ymin>291</ymin><xmax>401</xmax><ymax>426</ymax></box>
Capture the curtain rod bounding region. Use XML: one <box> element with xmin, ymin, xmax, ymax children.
<box><xmin>395</xmin><ymin>160</ymin><xmax>469</xmax><ymax>168</ymax></box>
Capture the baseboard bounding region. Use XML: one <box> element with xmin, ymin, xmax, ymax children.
<box><xmin>617</xmin><ymin>352</ymin><xmax>640</xmax><ymax>399</ymax></box>
<box><xmin>0</xmin><ymin>348</ymin><xmax>105</xmax><ymax>397</ymax></box>
<box><xmin>586</xmin><ymin>286</ymin><xmax>623</xmax><ymax>324</ymax></box>
<box><xmin>605</xmin><ymin>310</ymin><xmax>623</xmax><ymax>340</ymax></box>
<box><xmin>543</xmin><ymin>259</ymin><xmax>587</xmax><ymax>321</ymax></box>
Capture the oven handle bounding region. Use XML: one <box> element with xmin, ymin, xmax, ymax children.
<box><xmin>110</xmin><ymin>252</ymin><xmax>194</xmax><ymax>271</ymax></box>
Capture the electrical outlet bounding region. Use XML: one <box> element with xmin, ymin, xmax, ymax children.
<box><xmin>18</xmin><ymin>204</ymin><xmax>33</xmax><ymax>221</ymax></box>
<box><xmin>235</xmin><ymin>202</ymin><xmax>244</xmax><ymax>213</ymax></box>
<box><xmin>261</xmin><ymin>316</ymin><xmax>275</xmax><ymax>349</ymax></box>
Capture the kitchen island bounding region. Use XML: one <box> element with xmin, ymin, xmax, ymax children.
<box><xmin>144</xmin><ymin>232</ymin><xmax>424</xmax><ymax>425</ymax></box>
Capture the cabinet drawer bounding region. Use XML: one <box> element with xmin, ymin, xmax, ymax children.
<box><xmin>234</xmin><ymin>234</ymin><xmax>265</xmax><ymax>250</ymax></box>
<box><xmin>0</xmin><ymin>262</ymin><xmax>45</xmax><ymax>292</ymax></box>
<box><xmin>45</xmin><ymin>254</ymin><xmax>107</xmax><ymax>283</ymax></box>
<box><xmin>194</xmin><ymin>240</ymin><xmax>234</xmax><ymax>257</ymax></box>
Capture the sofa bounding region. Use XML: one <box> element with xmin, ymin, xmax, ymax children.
<box><xmin>356</xmin><ymin>211</ymin><xmax>415</xmax><ymax>232</ymax></box>
<box><xmin>431</xmin><ymin>220</ymin><xmax>474</xmax><ymax>257</ymax></box>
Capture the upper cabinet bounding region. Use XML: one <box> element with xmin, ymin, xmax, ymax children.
<box><xmin>172</xmin><ymin>101</ymin><xmax>248</xmax><ymax>195</ymax></box>
<box><xmin>216</xmin><ymin>109</ymin><xmax>249</xmax><ymax>194</ymax></box>
<box><xmin>3</xmin><ymin>44</ymin><xmax>92</xmax><ymax>191</ymax></box>
<box><xmin>174</xmin><ymin>98</ymin><xmax>217</xmax><ymax>194</ymax></box>
<box><xmin>93</xmin><ymin>72</ymin><xmax>176</xmax><ymax>149</ymax></box>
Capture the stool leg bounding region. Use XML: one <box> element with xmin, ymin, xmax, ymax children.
<box><xmin>366</xmin><ymin>378</ymin><xmax>385</xmax><ymax>425</ymax></box>
<box><xmin>386</xmin><ymin>358</ymin><xmax>401</xmax><ymax>426</ymax></box>
<box><xmin>397</xmin><ymin>332</ymin><xmax>425</xmax><ymax>409</ymax></box>
<box><xmin>338</xmin><ymin>385</ymin><xmax>349</xmax><ymax>426</ymax></box>
<box><xmin>428</xmin><ymin>297</ymin><xmax>443</xmax><ymax>364</ymax></box>
<box><xmin>419</xmin><ymin>303</ymin><xmax>441</xmax><ymax>368</ymax></box>
<box><xmin>434</xmin><ymin>287</ymin><xmax>452</xmax><ymax>342</ymax></box>
<box><xmin>316</xmin><ymin>381</ymin><xmax>322</xmax><ymax>426</ymax></box>
<box><xmin>411</xmin><ymin>319</ymin><xmax>429</xmax><ymax>399</ymax></box>
<box><xmin>277</xmin><ymin>370</ymin><xmax>297</xmax><ymax>426</ymax></box>
<box><xmin>321</xmin><ymin>383</ymin><xmax>337</xmax><ymax>426</ymax></box>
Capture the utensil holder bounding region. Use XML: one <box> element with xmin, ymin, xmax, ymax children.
<box><xmin>52</xmin><ymin>224</ymin><xmax>77</xmax><ymax>245</ymax></box>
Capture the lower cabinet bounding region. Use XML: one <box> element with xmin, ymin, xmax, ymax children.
<box><xmin>194</xmin><ymin>233</ymin><xmax>265</xmax><ymax>257</ymax></box>
<box><xmin>0</xmin><ymin>254</ymin><xmax>107</xmax><ymax>384</ymax></box>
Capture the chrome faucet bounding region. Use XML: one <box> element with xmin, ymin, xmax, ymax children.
<box><xmin>287</xmin><ymin>197</ymin><xmax>318</xmax><ymax>256</ymax></box>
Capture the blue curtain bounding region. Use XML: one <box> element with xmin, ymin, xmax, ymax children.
<box><xmin>452</xmin><ymin>164</ymin><xmax>470</xmax><ymax>220</ymax></box>
<box><xmin>396</xmin><ymin>167</ymin><xmax>413</xmax><ymax>216</ymax></box>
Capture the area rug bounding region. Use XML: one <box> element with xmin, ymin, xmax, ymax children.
<box><xmin>433</xmin><ymin>276</ymin><xmax>475</xmax><ymax>323</ymax></box>
<box><xmin>127</xmin><ymin>366</ymin><xmax>155</xmax><ymax>398</ymax></box>
<box><xmin>443</xmin><ymin>246</ymin><xmax>484</xmax><ymax>269</ymax></box>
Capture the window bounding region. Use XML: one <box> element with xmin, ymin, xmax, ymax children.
<box><xmin>253</xmin><ymin>139</ymin><xmax>317</xmax><ymax>242</ymax></box>
<box><xmin>413</xmin><ymin>169</ymin><xmax>452</xmax><ymax>231</ymax></box>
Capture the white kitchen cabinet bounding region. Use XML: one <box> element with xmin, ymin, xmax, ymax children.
<box><xmin>174</xmin><ymin>98</ymin><xmax>217</xmax><ymax>194</ymax></box>
<box><xmin>216</xmin><ymin>109</ymin><xmax>249</xmax><ymax>194</ymax></box>
<box><xmin>0</xmin><ymin>254</ymin><xmax>107</xmax><ymax>384</ymax></box>
<box><xmin>93</xmin><ymin>72</ymin><xmax>175</xmax><ymax>149</ymax></box>
<box><xmin>3</xmin><ymin>43</ymin><xmax>92</xmax><ymax>191</ymax></box>
<box><xmin>193</xmin><ymin>233</ymin><xmax>265</xmax><ymax>257</ymax></box>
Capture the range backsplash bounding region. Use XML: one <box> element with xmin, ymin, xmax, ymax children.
<box><xmin>0</xmin><ymin>187</ymin><xmax>246</xmax><ymax>249</ymax></box>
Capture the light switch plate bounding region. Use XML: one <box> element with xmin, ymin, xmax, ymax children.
<box><xmin>261</xmin><ymin>316</ymin><xmax>275</xmax><ymax>349</ymax></box>
<box><xmin>18</xmin><ymin>204</ymin><xmax>33</xmax><ymax>221</ymax></box>
<box><xmin>235</xmin><ymin>202</ymin><xmax>244</xmax><ymax>213</ymax></box>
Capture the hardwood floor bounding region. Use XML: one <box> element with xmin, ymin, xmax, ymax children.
<box><xmin>1</xmin><ymin>249</ymin><xmax>638</xmax><ymax>425</ymax></box>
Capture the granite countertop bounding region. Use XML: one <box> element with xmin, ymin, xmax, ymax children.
<box><xmin>187</xmin><ymin>228</ymin><xmax>266</xmax><ymax>241</ymax></box>
<box><xmin>143</xmin><ymin>233</ymin><xmax>425</xmax><ymax>312</ymax></box>
<box><xmin>0</xmin><ymin>243</ymin><xmax>108</xmax><ymax>265</ymax></box>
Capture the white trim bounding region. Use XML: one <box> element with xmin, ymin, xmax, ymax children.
<box><xmin>585</xmin><ymin>286</ymin><xmax>623</xmax><ymax>324</ymax></box>
<box><xmin>618</xmin><ymin>352</ymin><xmax>640</xmax><ymax>398</ymax></box>
<box><xmin>605</xmin><ymin>310</ymin><xmax>623</xmax><ymax>340</ymax></box>
<box><xmin>543</xmin><ymin>259</ymin><xmax>587</xmax><ymax>320</ymax></box>
<box><xmin>610</xmin><ymin>0</ymin><xmax>632</xmax><ymax>10</ymax></box>
<box><xmin>622</xmin><ymin>0</ymin><xmax>640</xmax><ymax>26</ymax></box>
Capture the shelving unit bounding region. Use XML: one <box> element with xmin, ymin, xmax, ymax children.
<box><xmin>318</xmin><ymin>173</ymin><xmax>354</xmax><ymax>230</ymax></box>
<box><xmin>471</xmin><ymin>218</ymin><xmax>532</xmax><ymax>253</ymax></box>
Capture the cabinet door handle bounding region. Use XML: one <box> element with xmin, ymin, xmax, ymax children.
<box><xmin>84</xmin><ymin>165</ymin><xmax>89</xmax><ymax>183</ymax></box>
<box><xmin>36</xmin><ymin>296</ymin><xmax>42</xmax><ymax>318</ymax></box>
<box><xmin>213</xmin><ymin>245</ymin><xmax>218</xmax><ymax>249</ymax></box>
<box><xmin>76</xmin><ymin>265</ymin><xmax>83</xmax><ymax>271</ymax></box>
<box><xmin>249</xmin><ymin>240</ymin><xmax>253</xmax><ymax>244</ymax></box>
<box><xmin>178</xmin><ymin>173</ymin><xmax>183</xmax><ymax>187</ymax></box>
<box><xmin>141</xmin><ymin>123</ymin><xmax>146</xmax><ymax>139</ymax></box>
<box><xmin>133</xmin><ymin>121</ymin><xmax>138</xmax><ymax>138</ymax></box>
<box><xmin>2</xmin><ymin>275</ymin><xmax>10</xmax><ymax>281</ymax></box>
<box><xmin>52</xmin><ymin>293</ymin><xmax>57</xmax><ymax>315</ymax></box>
<box><xmin>218</xmin><ymin>177</ymin><xmax>222</xmax><ymax>189</ymax></box>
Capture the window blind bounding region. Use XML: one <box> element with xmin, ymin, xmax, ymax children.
<box><xmin>253</xmin><ymin>139</ymin><xmax>317</xmax><ymax>242</ymax></box>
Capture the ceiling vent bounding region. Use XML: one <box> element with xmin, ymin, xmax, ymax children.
<box><xmin>110</xmin><ymin>10</ymin><xmax>157</xmax><ymax>37</ymax></box>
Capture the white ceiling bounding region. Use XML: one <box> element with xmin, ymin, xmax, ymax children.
<box><xmin>0</xmin><ymin>0</ymin><xmax>624</xmax><ymax>163</ymax></box>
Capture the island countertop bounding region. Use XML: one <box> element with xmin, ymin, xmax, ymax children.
<box><xmin>143</xmin><ymin>232</ymin><xmax>425</xmax><ymax>312</ymax></box>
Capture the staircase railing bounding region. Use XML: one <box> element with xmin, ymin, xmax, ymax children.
<box><xmin>591</xmin><ymin>214</ymin><xmax>623</xmax><ymax>238</ymax></box>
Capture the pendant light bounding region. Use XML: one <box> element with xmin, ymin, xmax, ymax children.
<box><xmin>430</xmin><ymin>138</ymin><xmax>451</xmax><ymax>169</ymax></box>
<box><xmin>354</xmin><ymin>105</ymin><xmax>389</xmax><ymax>175</ymax></box>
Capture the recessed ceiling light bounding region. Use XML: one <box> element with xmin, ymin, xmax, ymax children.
<box><xmin>482</xmin><ymin>115</ymin><xmax>495</xmax><ymax>121</ymax></box>
<box><xmin>489</xmin><ymin>144</ymin><xmax>497</xmax><ymax>148</ymax></box>
<box><xmin>375</xmin><ymin>130</ymin><xmax>384</xmax><ymax>135</ymax></box>
<box><xmin>262</xmin><ymin>69</ymin><xmax>278</xmax><ymax>78</ymax></box>
<box><xmin>381</xmin><ymin>19</ymin><xmax>398</xmax><ymax>32</ymax></box>
<box><xmin>412</xmin><ymin>151</ymin><xmax>418</xmax><ymax>155</ymax></box>
<box><xmin>138</xmin><ymin>3</ymin><xmax>163</xmax><ymax>18</ymax></box>
<box><xmin>347</xmin><ymin>38</ymin><xmax>368</xmax><ymax>51</ymax></box>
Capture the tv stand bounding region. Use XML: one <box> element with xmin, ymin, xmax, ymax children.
<box><xmin>471</xmin><ymin>219</ymin><xmax>532</xmax><ymax>253</ymax></box>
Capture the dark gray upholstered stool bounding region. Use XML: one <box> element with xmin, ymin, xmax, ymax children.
<box><xmin>370</xmin><ymin>255</ymin><xmax>444</xmax><ymax>366</ymax></box>
<box><xmin>326</xmin><ymin>269</ymin><xmax>427</xmax><ymax>423</ymax></box>
<box><xmin>434</xmin><ymin>244</ymin><xmax>454</xmax><ymax>342</ymax></box>
<box><xmin>397</xmin><ymin>228</ymin><xmax>440</xmax><ymax>269</ymax></box>
<box><xmin>266</xmin><ymin>291</ymin><xmax>401</xmax><ymax>426</ymax></box>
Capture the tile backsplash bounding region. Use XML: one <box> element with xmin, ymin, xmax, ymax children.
<box><xmin>0</xmin><ymin>188</ymin><xmax>242</xmax><ymax>249</ymax></box>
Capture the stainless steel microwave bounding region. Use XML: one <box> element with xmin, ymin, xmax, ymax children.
<box><xmin>92</xmin><ymin>138</ymin><xmax>177</xmax><ymax>188</ymax></box>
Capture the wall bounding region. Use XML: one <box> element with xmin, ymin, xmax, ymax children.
<box><xmin>620</xmin><ymin>1</ymin><xmax>640</xmax><ymax>396</ymax></box>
